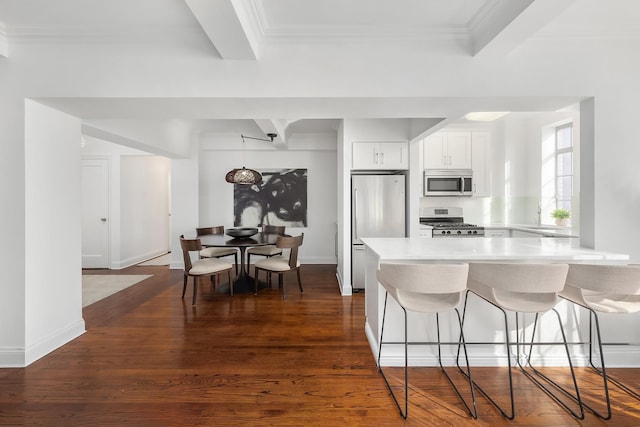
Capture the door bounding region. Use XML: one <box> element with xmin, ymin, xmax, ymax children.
<box><xmin>352</xmin><ymin>175</ymin><xmax>405</xmax><ymax>244</ymax></box>
<box><xmin>81</xmin><ymin>158</ymin><xmax>110</xmax><ymax>268</ymax></box>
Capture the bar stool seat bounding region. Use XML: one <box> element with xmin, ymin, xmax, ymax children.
<box><xmin>376</xmin><ymin>262</ymin><xmax>477</xmax><ymax>419</ymax></box>
<box><xmin>560</xmin><ymin>264</ymin><xmax>640</xmax><ymax>419</ymax></box>
<box><xmin>462</xmin><ymin>262</ymin><xmax>582</xmax><ymax>420</ymax></box>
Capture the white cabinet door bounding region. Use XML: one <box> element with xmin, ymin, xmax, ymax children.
<box><xmin>352</xmin><ymin>142</ymin><xmax>378</xmax><ymax>169</ymax></box>
<box><xmin>423</xmin><ymin>133</ymin><xmax>447</xmax><ymax>168</ymax></box>
<box><xmin>471</xmin><ymin>131</ymin><xmax>490</xmax><ymax>197</ymax></box>
<box><xmin>378</xmin><ymin>142</ymin><xmax>407</xmax><ymax>169</ymax></box>
<box><xmin>446</xmin><ymin>132</ymin><xmax>472</xmax><ymax>169</ymax></box>
<box><xmin>423</xmin><ymin>132</ymin><xmax>471</xmax><ymax>169</ymax></box>
<box><xmin>352</xmin><ymin>142</ymin><xmax>408</xmax><ymax>170</ymax></box>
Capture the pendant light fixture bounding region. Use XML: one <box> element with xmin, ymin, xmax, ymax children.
<box><xmin>225</xmin><ymin>133</ymin><xmax>277</xmax><ymax>185</ymax></box>
<box><xmin>225</xmin><ymin>167</ymin><xmax>262</xmax><ymax>185</ymax></box>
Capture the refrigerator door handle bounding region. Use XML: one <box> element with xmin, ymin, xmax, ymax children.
<box><xmin>353</xmin><ymin>188</ymin><xmax>358</xmax><ymax>240</ymax></box>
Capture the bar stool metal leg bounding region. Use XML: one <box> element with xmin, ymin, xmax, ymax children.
<box><xmin>517</xmin><ymin>309</ymin><xmax>584</xmax><ymax>420</ymax></box>
<box><xmin>379</xmin><ymin>292</ymin><xmax>478</xmax><ymax>419</ymax></box>
<box><xmin>458</xmin><ymin>290</ymin><xmax>515</xmax><ymax>420</ymax></box>
<box><xmin>378</xmin><ymin>291</ymin><xmax>409</xmax><ymax>418</ymax></box>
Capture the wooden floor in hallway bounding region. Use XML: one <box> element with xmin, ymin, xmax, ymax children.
<box><xmin>0</xmin><ymin>264</ymin><xmax>638</xmax><ymax>426</ymax></box>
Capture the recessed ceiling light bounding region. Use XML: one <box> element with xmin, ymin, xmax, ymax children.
<box><xmin>464</xmin><ymin>112</ymin><xmax>510</xmax><ymax>121</ymax></box>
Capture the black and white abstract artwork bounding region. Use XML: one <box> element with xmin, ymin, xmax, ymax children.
<box><xmin>233</xmin><ymin>168</ymin><xmax>307</xmax><ymax>227</ymax></box>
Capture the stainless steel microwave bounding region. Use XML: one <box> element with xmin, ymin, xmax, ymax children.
<box><xmin>423</xmin><ymin>169</ymin><xmax>473</xmax><ymax>197</ymax></box>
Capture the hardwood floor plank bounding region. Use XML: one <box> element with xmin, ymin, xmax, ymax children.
<box><xmin>0</xmin><ymin>264</ymin><xmax>638</xmax><ymax>426</ymax></box>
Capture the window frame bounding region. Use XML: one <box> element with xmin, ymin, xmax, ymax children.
<box><xmin>554</xmin><ymin>123</ymin><xmax>573</xmax><ymax>211</ymax></box>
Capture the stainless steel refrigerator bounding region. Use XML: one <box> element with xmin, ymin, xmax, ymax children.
<box><xmin>351</xmin><ymin>174</ymin><xmax>405</xmax><ymax>290</ymax></box>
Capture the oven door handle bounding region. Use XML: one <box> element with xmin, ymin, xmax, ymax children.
<box><xmin>460</xmin><ymin>176</ymin><xmax>464</xmax><ymax>194</ymax></box>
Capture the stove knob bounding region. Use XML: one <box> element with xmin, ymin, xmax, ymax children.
<box><xmin>441</xmin><ymin>230</ymin><xmax>446</xmax><ymax>235</ymax></box>
<box><xmin>446</xmin><ymin>230</ymin><xmax>451</xmax><ymax>234</ymax></box>
<box><xmin>467</xmin><ymin>230</ymin><xmax>472</xmax><ymax>234</ymax></box>
<box><xmin>456</xmin><ymin>230</ymin><xmax>462</xmax><ymax>235</ymax></box>
<box><xmin>473</xmin><ymin>230</ymin><xmax>477</xmax><ymax>234</ymax></box>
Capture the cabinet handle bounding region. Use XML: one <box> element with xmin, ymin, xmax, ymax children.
<box><xmin>353</xmin><ymin>189</ymin><xmax>358</xmax><ymax>240</ymax></box>
<box><xmin>449</xmin><ymin>155</ymin><xmax>452</xmax><ymax>166</ymax></box>
<box><xmin>380</xmin><ymin>152</ymin><xmax>384</xmax><ymax>164</ymax></box>
<box><xmin>375</xmin><ymin>151</ymin><xmax>379</xmax><ymax>164</ymax></box>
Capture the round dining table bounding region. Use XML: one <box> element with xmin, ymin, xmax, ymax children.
<box><xmin>198</xmin><ymin>232</ymin><xmax>281</xmax><ymax>294</ymax></box>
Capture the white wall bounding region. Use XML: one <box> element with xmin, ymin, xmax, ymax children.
<box><xmin>24</xmin><ymin>100</ymin><xmax>85</xmax><ymax>366</ymax></box>
<box><xmin>198</xmin><ymin>136</ymin><xmax>337</xmax><ymax>264</ymax></box>
<box><xmin>119</xmin><ymin>156</ymin><xmax>171</xmax><ymax>267</ymax></box>
<box><xmin>81</xmin><ymin>137</ymin><xmax>171</xmax><ymax>269</ymax></box>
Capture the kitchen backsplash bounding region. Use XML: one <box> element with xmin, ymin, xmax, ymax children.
<box><xmin>420</xmin><ymin>196</ymin><xmax>579</xmax><ymax>228</ymax></box>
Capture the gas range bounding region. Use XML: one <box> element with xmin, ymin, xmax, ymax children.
<box><xmin>420</xmin><ymin>207</ymin><xmax>485</xmax><ymax>238</ymax></box>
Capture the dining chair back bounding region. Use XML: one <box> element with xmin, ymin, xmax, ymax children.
<box><xmin>196</xmin><ymin>226</ymin><xmax>239</xmax><ymax>274</ymax></box>
<box><xmin>180</xmin><ymin>235</ymin><xmax>234</xmax><ymax>305</ymax></box>
<box><xmin>254</xmin><ymin>233</ymin><xmax>303</xmax><ymax>299</ymax></box>
<box><xmin>247</xmin><ymin>225</ymin><xmax>286</xmax><ymax>268</ymax></box>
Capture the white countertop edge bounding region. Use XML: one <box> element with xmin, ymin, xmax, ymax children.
<box><xmin>361</xmin><ymin>237</ymin><xmax>629</xmax><ymax>262</ymax></box>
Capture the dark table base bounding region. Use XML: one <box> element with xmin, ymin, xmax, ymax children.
<box><xmin>215</xmin><ymin>272</ymin><xmax>271</xmax><ymax>295</ymax></box>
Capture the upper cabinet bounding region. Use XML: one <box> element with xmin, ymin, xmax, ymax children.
<box><xmin>422</xmin><ymin>130</ymin><xmax>490</xmax><ymax>197</ymax></box>
<box><xmin>423</xmin><ymin>132</ymin><xmax>471</xmax><ymax>169</ymax></box>
<box><xmin>470</xmin><ymin>131</ymin><xmax>490</xmax><ymax>197</ymax></box>
<box><xmin>352</xmin><ymin>141</ymin><xmax>408</xmax><ymax>170</ymax></box>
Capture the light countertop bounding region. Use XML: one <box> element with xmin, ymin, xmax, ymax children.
<box><xmin>484</xmin><ymin>224</ymin><xmax>579</xmax><ymax>238</ymax></box>
<box><xmin>361</xmin><ymin>237</ymin><xmax>628</xmax><ymax>262</ymax></box>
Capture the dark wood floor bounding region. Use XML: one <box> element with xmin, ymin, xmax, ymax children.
<box><xmin>0</xmin><ymin>264</ymin><xmax>638</xmax><ymax>426</ymax></box>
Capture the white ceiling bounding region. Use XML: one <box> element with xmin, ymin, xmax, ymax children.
<box><xmin>2</xmin><ymin>0</ymin><xmax>640</xmax><ymax>150</ymax></box>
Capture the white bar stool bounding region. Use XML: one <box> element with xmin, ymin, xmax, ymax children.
<box><xmin>376</xmin><ymin>262</ymin><xmax>477</xmax><ymax>419</ymax></box>
<box><xmin>560</xmin><ymin>264</ymin><xmax>640</xmax><ymax>420</ymax></box>
<box><xmin>461</xmin><ymin>262</ymin><xmax>583</xmax><ymax>420</ymax></box>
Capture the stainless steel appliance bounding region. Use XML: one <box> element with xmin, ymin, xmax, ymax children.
<box><xmin>420</xmin><ymin>207</ymin><xmax>484</xmax><ymax>237</ymax></box>
<box><xmin>352</xmin><ymin>174</ymin><xmax>405</xmax><ymax>289</ymax></box>
<box><xmin>424</xmin><ymin>169</ymin><xmax>473</xmax><ymax>197</ymax></box>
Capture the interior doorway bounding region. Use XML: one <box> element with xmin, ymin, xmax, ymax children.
<box><xmin>81</xmin><ymin>157</ymin><xmax>110</xmax><ymax>268</ymax></box>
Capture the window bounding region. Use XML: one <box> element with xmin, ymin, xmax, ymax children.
<box><xmin>555</xmin><ymin>123</ymin><xmax>573</xmax><ymax>212</ymax></box>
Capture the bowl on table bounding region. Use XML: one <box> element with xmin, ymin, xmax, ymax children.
<box><xmin>226</xmin><ymin>227</ymin><xmax>259</xmax><ymax>239</ymax></box>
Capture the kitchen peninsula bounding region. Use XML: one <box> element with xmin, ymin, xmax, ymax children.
<box><xmin>361</xmin><ymin>237</ymin><xmax>633</xmax><ymax>367</ymax></box>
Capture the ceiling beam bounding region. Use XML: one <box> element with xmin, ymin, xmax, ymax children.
<box><xmin>471</xmin><ymin>0</ymin><xmax>576</xmax><ymax>57</ymax></box>
<box><xmin>0</xmin><ymin>23</ymin><xmax>8</xmax><ymax>58</ymax></box>
<box><xmin>183</xmin><ymin>0</ymin><xmax>257</xmax><ymax>60</ymax></box>
<box><xmin>254</xmin><ymin>119</ymin><xmax>288</xmax><ymax>149</ymax></box>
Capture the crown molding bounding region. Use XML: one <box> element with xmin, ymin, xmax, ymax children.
<box><xmin>260</xmin><ymin>24</ymin><xmax>468</xmax><ymax>44</ymax></box>
<box><xmin>4</xmin><ymin>25</ymin><xmax>204</xmax><ymax>45</ymax></box>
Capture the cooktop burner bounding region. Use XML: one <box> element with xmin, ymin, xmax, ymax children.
<box><xmin>419</xmin><ymin>207</ymin><xmax>484</xmax><ymax>237</ymax></box>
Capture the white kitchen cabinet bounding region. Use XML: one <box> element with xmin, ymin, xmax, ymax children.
<box><xmin>471</xmin><ymin>131</ymin><xmax>490</xmax><ymax>197</ymax></box>
<box><xmin>484</xmin><ymin>228</ymin><xmax>511</xmax><ymax>237</ymax></box>
<box><xmin>423</xmin><ymin>132</ymin><xmax>471</xmax><ymax>169</ymax></box>
<box><xmin>352</xmin><ymin>141</ymin><xmax>408</xmax><ymax>170</ymax></box>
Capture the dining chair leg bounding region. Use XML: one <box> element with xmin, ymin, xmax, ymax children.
<box><xmin>234</xmin><ymin>253</ymin><xmax>238</xmax><ymax>275</ymax></box>
<box><xmin>182</xmin><ymin>275</ymin><xmax>187</xmax><ymax>299</ymax></box>
<box><xmin>296</xmin><ymin>269</ymin><xmax>304</xmax><ymax>293</ymax></box>
<box><xmin>280</xmin><ymin>274</ymin><xmax>286</xmax><ymax>299</ymax></box>
<box><xmin>192</xmin><ymin>277</ymin><xmax>199</xmax><ymax>306</ymax></box>
<box><xmin>254</xmin><ymin>267</ymin><xmax>260</xmax><ymax>295</ymax></box>
<box><xmin>228</xmin><ymin>271</ymin><xmax>233</xmax><ymax>296</ymax></box>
